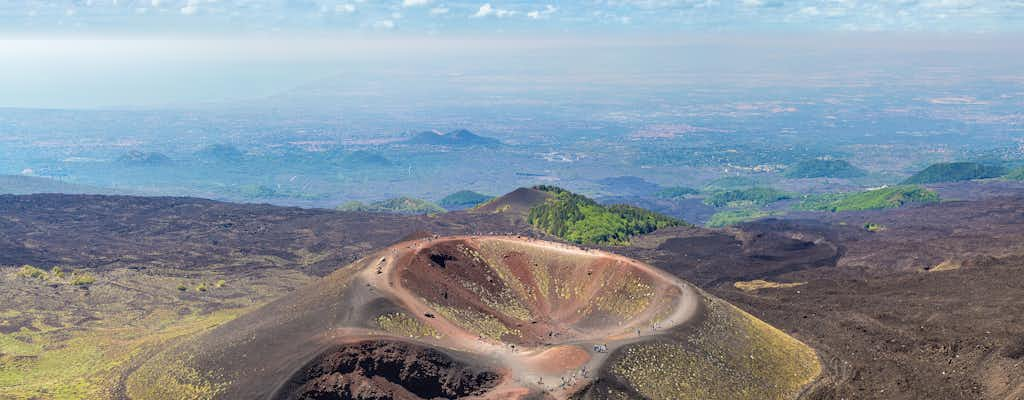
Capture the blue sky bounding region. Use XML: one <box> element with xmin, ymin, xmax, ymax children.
<box><xmin>2</xmin><ymin>0</ymin><xmax>1023</xmax><ymax>35</ymax></box>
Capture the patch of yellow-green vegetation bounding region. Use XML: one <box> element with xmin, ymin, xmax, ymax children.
<box><xmin>375</xmin><ymin>312</ymin><xmax>441</xmax><ymax>339</ymax></box>
<box><xmin>734</xmin><ymin>279</ymin><xmax>807</xmax><ymax>293</ymax></box>
<box><xmin>69</xmin><ymin>271</ymin><xmax>96</xmax><ymax>286</ymax></box>
<box><xmin>590</xmin><ymin>276</ymin><xmax>655</xmax><ymax>319</ymax></box>
<box><xmin>294</xmin><ymin>248</ymin><xmax>333</xmax><ymax>267</ymax></box>
<box><xmin>125</xmin><ymin>356</ymin><xmax>226</xmax><ymax>400</ymax></box>
<box><xmin>11</xmin><ymin>265</ymin><xmax>97</xmax><ymax>286</ymax></box>
<box><xmin>0</xmin><ymin>308</ymin><xmax>247</xmax><ymax>400</ymax></box>
<box><xmin>427</xmin><ymin>302</ymin><xmax>519</xmax><ymax>341</ymax></box>
<box><xmin>863</xmin><ymin>222</ymin><xmax>886</xmax><ymax>232</ymax></box>
<box><xmin>929</xmin><ymin>260</ymin><xmax>961</xmax><ymax>272</ymax></box>
<box><xmin>14</xmin><ymin>264</ymin><xmax>48</xmax><ymax>280</ymax></box>
<box><xmin>612</xmin><ymin>298</ymin><xmax>820</xmax><ymax>400</ymax></box>
<box><xmin>214</xmin><ymin>279</ymin><xmax>227</xmax><ymax>288</ymax></box>
<box><xmin>529</xmin><ymin>261</ymin><xmax>551</xmax><ymax>302</ymax></box>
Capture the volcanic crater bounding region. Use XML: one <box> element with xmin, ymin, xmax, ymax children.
<box><xmin>132</xmin><ymin>236</ymin><xmax>820</xmax><ymax>400</ymax></box>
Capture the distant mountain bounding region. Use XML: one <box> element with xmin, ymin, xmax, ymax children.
<box><xmin>903</xmin><ymin>162</ymin><xmax>1006</xmax><ymax>184</ymax></box>
<box><xmin>0</xmin><ymin>175</ymin><xmax>115</xmax><ymax>195</ymax></box>
<box><xmin>338</xmin><ymin>150</ymin><xmax>393</xmax><ymax>167</ymax></box>
<box><xmin>196</xmin><ymin>144</ymin><xmax>244</xmax><ymax>162</ymax></box>
<box><xmin>118</xmin><ymin>150</ymin><xmax>172</xmax><ymax>166</ymax></box>
<box><xmin>438</xmin><ymin>190</ymin><xmax>493</xmax><ymax>210</ymax></box>
<box><xmin>404</xmin><ymin>129</ymin><xmax>501</xmax><ymax>147</ymax></box>
<box><xmin>785</xmin><ymin>159</ymin><xmax>866</xmax><ymax>179</ymax></box>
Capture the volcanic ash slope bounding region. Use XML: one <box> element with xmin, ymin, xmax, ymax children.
<box><xmin>125</xmin><ymin>236</ymin><xmax>820</xmax><ymax>400</ymax></box>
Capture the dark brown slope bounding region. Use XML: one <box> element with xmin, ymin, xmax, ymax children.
<box><xmin>618</xmin><ymin>194</ymin><xmax>1024</xmax><ymax>400</ymax></box>
<box><xmin>0</xmin><ymin>193</ymin><xmax>532</xmax><ymax>276</ymax></box>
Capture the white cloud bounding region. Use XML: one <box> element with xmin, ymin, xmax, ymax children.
<box><xmin>335</xmin><ymin>3</ymin><xmax>356</xmax><ymax>13</ymax></box>
<box><xmin>372</xmin><ymin>19</ymin><xmax>395</xmax><ymax>29</ymax></box>
<box><xmin>180</xmin><ymin>0</ymin><xmax>199</xmax><ymax>15</ymax></box>
<box><xmin>527</xmin><ymin>4</ymin><xmax>557</xmax><ymax>19</ymax></box>
<box><xmin>429</xmin><ymin>6</ymin><xmax>449</xmax><ymax>15</ymax></box>
<box><xmin>741</xmin><ymin>0</ymin><xmax>762</xmax><ymax>7</ymax></box>
<box><xmin>799</xmin><ymin>6</ymin><xmax>820</xmax><ymax>16</ymax></box>
<box><xmin>402</xmin><ymin>0</ymin><xmax>431</xmax><ymax>7</ymax></box>
<box><xmin>472</xmin><ymin>3</ymin><xmax>514</xmax><ymax>18</ymax></box>
<box><xmin>151</xmin><ymin>0</ymin><xmax>160</xmax><ymax>7</ymax></box>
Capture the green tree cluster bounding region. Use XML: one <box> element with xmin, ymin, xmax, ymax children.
<box><xmin>528</xmin><ymin>187</ymin><xmax>683</xmax><ymax>245</ymax></box>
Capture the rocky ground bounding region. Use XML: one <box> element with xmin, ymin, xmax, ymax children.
<box><xmin>1</xmin><ymin>185</ymin><xmax>1023</xmax><ymax>399</ymax></box>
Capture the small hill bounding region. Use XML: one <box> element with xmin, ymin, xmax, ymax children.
<box><xmin>117</xmin><ymin>150</ymin><xmax>172</xmax><ymax>166</ymax></box>
<box><xmin>438</xmin><ymin>190</ymin><xmax>493</xmax><ymax>210</ymax></box>
<box><xmin>785</xmin><ymin>159</ymin><xmax>866</xmax><ymax>179</ymax></box>
<box><xmin>1004</xmin><ymin>166</ymin><xmax>1024</xmax><ymax>180</ymax></box>
<box><xmin>195</xmin><ymin>144</ymin><xmax>244</xmax><ymax>162</ymax></box>
<box><xmin>338</xmin><ymin>197</ymin><xmax>445</xmax><ymax>215</ymax></box>
<box><xmin>704</xmin><ymin>187</ymin><xmax>792</xmax><ymax>208</ymax></box>
<box><xmin>527</xmin><ymin>185</ymin><xmax>683</xmax><ymax>245</ymax></box>
<box><xmin>404</xmin><ymin>129</ymin><xmax>501</xmax><ymax>147</ymax></box>
<box><xmin>655</xmin><ymin>186</ymin><xmax>699</xmax><ymax>199</ymax></box>
<box><xmin>0</xmin><ymin>175</ymin><xmax>114</xmax><ymax>195</ymax></box>
<box><xmin>796</xmin><ymin>185</ymin><xmax>939</xmax><ymax>212</ymax></box>
<box><xmin>473</xmin><ymin>187</ymin><xmax>552</xmax><ymax>215</ymax></box>
<box><xmin>903</xmin><ymin>161</ymin><xmax>1006</xmax><ymax>184</ymax></box>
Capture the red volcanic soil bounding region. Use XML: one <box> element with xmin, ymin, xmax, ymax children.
<box><xmin>276</xmin><ymin>340</ymin><xmax>502</xmax><ymax>400</ymax></box>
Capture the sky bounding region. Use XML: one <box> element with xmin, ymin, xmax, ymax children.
<box><xmin>0</xmin><ymin>1</ymin><xmax>1022</xmax><ymax>109</ymax></box>
<box><xmin>1</xmin><ymin>0</ymin><xmax>1023</xmax><ymax>35</ymax></box>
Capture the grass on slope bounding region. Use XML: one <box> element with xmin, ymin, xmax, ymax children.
<box><xmin>902</xmin><ymin>161</ymin><xmax>1006</xmax><ymax>184</ymax></box>
<box><xmin>706</xmin><ymin>209</ymin><xmax>783</xmax><ymax>228</ymax></box>
<box><xmin>528</xmin><ymin>186</ymin><xmax>683</xmax><ymax>245</ymax></box>
<box><xmin>795</xmin><ymin>185</ymin><xmax>939</xmax><ymax>212</ymax></box>
<box><xmin>337</xmin><ymin>196</ymin><xmax>445</xmax><ymax>215</ymax></box>
<box><xmin>703</xmin><ymin>187</ymin><xmax>792</xmax><ymax>208</ymax></box>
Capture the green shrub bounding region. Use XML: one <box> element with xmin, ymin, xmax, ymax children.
<box><xmin>70</xmin><ymin>272</ymin><xmax>96</xmax><ymax>286</ymax></box>
<box><xmin>195</xmin><ymin>283</ymin><xmax>208</xmax><ymax>292</ymax></box>
<box><xmin>176</xmin><ymin>284</ymin><xmax>187</xmax><ymax>291</ymax></box>
<box><xmin>50</xmin><ymin>266</ymin><xmax>65</xmax><ymax>279</ymax></box>
<box><xmin>214</xmin><ymin>279</ymin><xmax>227</xmax><ymax>288</ymax></box>
<box><xmin>863</xmin><ymin>223</ymin><xmax>886</xmax><ymax>232</ymax></box>
<box><xmin>16</xmin><ymin>265</ymin><xmax>48</xmax><ymax>280</ymax></box>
